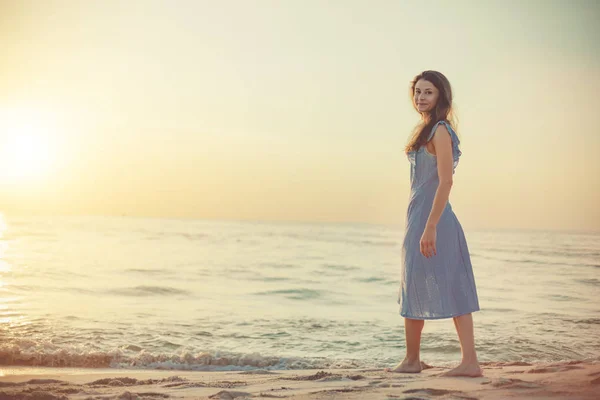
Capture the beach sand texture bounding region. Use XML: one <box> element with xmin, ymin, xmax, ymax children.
<box><xmin>1</xmin><ymin>360</ymin><xmax>599</xmax><ymax>399</ymax></box>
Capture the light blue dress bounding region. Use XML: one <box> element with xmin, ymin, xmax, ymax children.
<box><xmin>397</xmin><ymin>120</ymin><xmax>480</xmax><ymax>319</ymax></box>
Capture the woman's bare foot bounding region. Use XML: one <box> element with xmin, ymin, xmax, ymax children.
<box><xmin>439</xmin><ymin>362</ymin><xmax>483</xmax><ymax>377</ymax></box>
<box><xmin>384</xmin><ymin>358</ymin><xmax>422</xmax><ymax>373</ymax></box>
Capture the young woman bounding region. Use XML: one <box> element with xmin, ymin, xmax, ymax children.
<box><xmin>385</xmin><ymin>70</ymin><xmax>482</xmax><ymax>377</ymax></box>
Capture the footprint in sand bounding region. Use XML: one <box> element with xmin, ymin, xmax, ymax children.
<box><xmin>525</xmin><ymin>365</ymin><xmax>584</xmax><ymax>373</ymax></box>
<box><xmin>208</xmin><ymin>389</ymin><xmax>252</xmax><ymax>399</ymax></box>
<box><xmin>488</xmin><ymin>377</ymin><xmax>543</xmax><ymax>389</ymax></box>
<box><xmin>403</xmin><ymin>388</ymin><xmax>464</xmax><ymax>396</ymax></box>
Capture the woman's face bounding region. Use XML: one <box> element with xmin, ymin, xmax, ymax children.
<box><xmin>414</xmin><ymin>79</ymin><xmax>439</xmax><ymax>114</ymax></box>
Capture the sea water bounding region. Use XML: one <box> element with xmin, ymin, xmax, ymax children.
<box><xmin>0</xmin><ymin>215</ymin><xmax>598</xmax><ymax>371</ymax></box>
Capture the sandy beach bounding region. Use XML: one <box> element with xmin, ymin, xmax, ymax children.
<box><xmin>0</xmin><ymin>360</ymin><xmax>598</xmax><ymax>399</ymax></box>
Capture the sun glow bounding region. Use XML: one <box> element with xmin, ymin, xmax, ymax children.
<box><xmin>0</xmin><ymin>108</ymin><xmax>58</xmax><ymax>185</ymax></box>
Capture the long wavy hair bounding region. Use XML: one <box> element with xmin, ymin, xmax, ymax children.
<box><xmin>405</xmin><ymin>70</ymin><xmax>459</xmax><ymax>154</ymax></box>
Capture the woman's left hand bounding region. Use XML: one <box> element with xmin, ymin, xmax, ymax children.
<box><xmin>420</xmin><ymin>225</ymin><xmax>437</xmax><ymax>258</ymax></box>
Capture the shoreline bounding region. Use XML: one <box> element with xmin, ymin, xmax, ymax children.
<box><xmin>1</xmin><ymin>360</ymin><xmax>599</xmax><ymax>399</ymax></box>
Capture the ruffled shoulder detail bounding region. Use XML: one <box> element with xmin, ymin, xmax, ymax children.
<box><xmin>427</xmin><ymin>120</ymin><xmax>462</xmax><ymax>169</ymax></box>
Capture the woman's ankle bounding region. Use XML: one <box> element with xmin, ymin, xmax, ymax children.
<box><xmin>460</xmin><ymin>356</ymin><xmax>479</xmax><ymax>365</ymax></box>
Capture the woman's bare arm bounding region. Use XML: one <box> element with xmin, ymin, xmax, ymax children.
<box><xmin>426</xmin><ymin>124</ymin><xmax>454</xmax><ymax>228</ymax></box>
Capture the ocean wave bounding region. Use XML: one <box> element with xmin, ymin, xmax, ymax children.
<box><xmin>124</xmin><ymin>268</ymin><xmax>170</xmax><ymax>275</ymax></box>
<box><xmin>0</xmin><ymin>344</ymin><xmax>361</xmax><ymax>371</ymax></box>
<box><xmin>574</xmin><ymin>278</ymin><xmax>600</xmax><ymax>286</ymax></box>
<box><xmin>107</xmin><ymin>286</ymin><xmax>190</xmax><ymax>297</ymax></box>
<box><xmin>252</xmin><ymin>288</ymin><xmax>324</xmax><ymax>300</ymax></box>
<box><xmin>320</xmin><ymin>264</ymin><xmax>359</xmax><ymax>272</ymax></box>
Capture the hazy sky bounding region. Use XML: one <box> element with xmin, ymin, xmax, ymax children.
<box><xmin>0</xmin><ymin>0</ymin><xmax>598</xmax><ymax>232</ymax></box>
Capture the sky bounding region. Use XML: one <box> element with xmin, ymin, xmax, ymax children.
<box><xmin>0</xmin><ymin>0</ymin><xmax>598</xmax><ymax>232</ymax></box>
